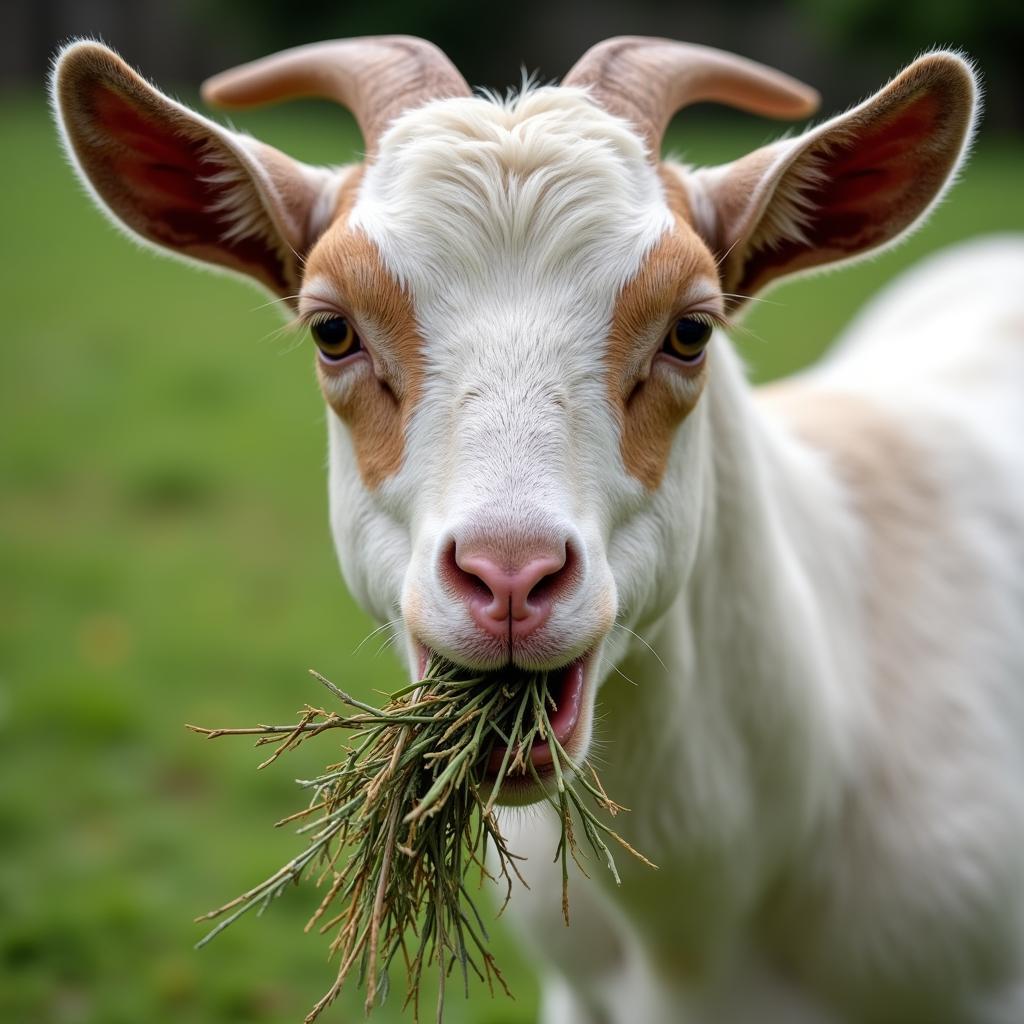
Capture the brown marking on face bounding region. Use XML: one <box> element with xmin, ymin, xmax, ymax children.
<box><xmin>657</xmin><ymin>165</ymin><xmax>694</xmax><ymax>223</ymax></box>
<box><xmin>304</xmin><ymin>168</ymin><xmax>424</xmax><ymax>490</ymax></box>
<box><xmin>606</xmin><ymin>186</ymin><xmax>720</xmax><ymax>490</ymax></box>
<box><xmin>332</xmin><ymin>164</ymin><xmax>366</xmax><ymax>222</ymax></box>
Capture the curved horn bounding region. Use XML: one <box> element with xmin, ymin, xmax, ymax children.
<box><xmin>563</xmin><ymin>37</ymin><xmax>820</xmax><ymax>157</ymax></box>
<box><xmin>201</xmin><ymin>35</ymin><xmax>471</xmax><ymax>156</ymax></box>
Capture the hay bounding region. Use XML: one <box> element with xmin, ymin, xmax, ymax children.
<box><xmin>188</xmin><ymin>656</ymin><xmax>653</xmax><ymax>1022</ymax></box>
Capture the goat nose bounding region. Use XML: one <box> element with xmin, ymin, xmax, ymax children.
<box><xmin>444</xmin><ymin>539</ymin><xmax>575</xmax><ymax>639</ymax></box>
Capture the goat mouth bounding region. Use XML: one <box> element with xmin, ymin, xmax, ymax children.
<box><xmin>484</xmin><ymin>657</ymin><xmax>587</xmax><ymax>776</ymax></box>
<box><xmin>415</xmin><ymin>645</ymin><xmax>590</xmax><ymax>780</ymax></box>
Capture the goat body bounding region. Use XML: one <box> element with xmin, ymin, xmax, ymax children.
<box><xmin>53</xmin><ymin>35</ymin><xmax>1024</xmax><ymax>1023</ymax></box>
<box><xmin>506</xmin><ymin>235</ymin><xmax>1024</xmax><ymax>1024</ymax></box>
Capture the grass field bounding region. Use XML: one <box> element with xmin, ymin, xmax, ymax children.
<box><xmin>2</xmin><ymin>93</ymin><xmax>1022</xmax><ymax>1024</ymax></box>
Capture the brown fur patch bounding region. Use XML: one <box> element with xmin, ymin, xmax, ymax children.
<box><xmin>606</xmin><ymin>201</ymin><xmax>719</xmax><ymax>490</ymax></box>
<box><xmin>305</xmin><ymin>170</ymin><xmax>424</xmax><ymax>490</ymax></box>
<box><xmin>757</xmin><ymin>384</ymin><xmax>957</xmax><ymax>670</ymax></box>
<box><xmin>657</xmin><ymin>165</ymin><xmax>694</xmax><ymax>223</ymax></box>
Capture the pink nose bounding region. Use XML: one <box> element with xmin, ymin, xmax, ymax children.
<box><xmin>444</xmin><ymin>538</ymin><xmax>575</xmax><ymax>639</ymax></box>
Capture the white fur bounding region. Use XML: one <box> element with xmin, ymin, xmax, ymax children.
<box><xmin>336</xmin><ymin>87</ymin><xmax>671</xmax><ymax>677</ymax></box>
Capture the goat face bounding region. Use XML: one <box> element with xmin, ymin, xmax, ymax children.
<box><xmin>54</xmin><ymin>37</ymin><xmax>977</xmax><ymax>799</ymax></box>
<box><xmin>306</xmin><ymin>89</ymin><xmax>721</xmax><ymax>774</ymax></box>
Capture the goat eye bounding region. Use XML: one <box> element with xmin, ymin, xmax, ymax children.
<box><xmin>312</xmin><ymin>316</ymin><xmax>361</xmax><ymax>362</ymax></box>
<box><xmin>662</xmin><ymin>317</ymin><xmax>712</xmax><ymax>363</ymax></box>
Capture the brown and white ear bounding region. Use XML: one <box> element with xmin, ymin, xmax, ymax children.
<box><xmin>51</xmin><ymin>40</ymin><xmax>341</xmax><ymax>302</ymax></box>
<box><xmin>689</xmin><ymin>51</ymin><xmax>980</xmax><ymax>309</ymax></box>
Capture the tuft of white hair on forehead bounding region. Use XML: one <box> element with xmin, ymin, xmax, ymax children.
<box><xmin>349</xmin><ymin>86</ymin><xmax>674</xmax><ymax>306</ymax></box>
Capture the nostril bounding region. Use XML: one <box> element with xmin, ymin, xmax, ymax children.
<box><xmin>526</xmin><ymin>538</ymin><xmax>577</xmax><ymax>606</ymax></box>
<box><xmin>441</xmin><ymin>539</ymin><xmax>494</xmax><ymax>603</ymax></box>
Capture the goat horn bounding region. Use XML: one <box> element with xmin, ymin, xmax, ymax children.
<box><xmin>563</xmin><ymin>37</ymin><xmax>820</xmax><ymax>157</ymax></box>
<box><xmin>201</xmin><ymin>35</ymin><xmax>471</xmax><ymax>156</ymax></box>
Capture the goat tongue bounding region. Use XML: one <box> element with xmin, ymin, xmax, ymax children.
<box><xmin>486</xmin><ymin>660</ymin><xmax>585</xmax><ymax>773</ymax></box>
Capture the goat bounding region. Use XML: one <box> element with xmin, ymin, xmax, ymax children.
<box><xmin>52</xmin><ymin>35</ymin><xmax>1024</xmax><ymax>1024</ymax></box>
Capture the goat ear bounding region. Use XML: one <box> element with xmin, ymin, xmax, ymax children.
<box><xmin>689</xmin><ymin>52</ymin><xmax>979</xmax><ymax>310</ymax></box>
<box><xmin>51</xmin><ymin>40</ymin><xmax>341</xmax><ymax>303</ymax></box>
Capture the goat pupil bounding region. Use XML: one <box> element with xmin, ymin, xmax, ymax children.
<box><xmin>313</xmin><ymin>317</ymin><xmax>359</xmax><ymax>358</ymax></box>
<box><xmin>317</xmin><ymin>318</ymin><xmax>348</xmax><ymax>343</ymax></box>
<box><xmin>674</xmin><ymin>319</ymin><xmax>710</xmax><ymax>346</ymax></box>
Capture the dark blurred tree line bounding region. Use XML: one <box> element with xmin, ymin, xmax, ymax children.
<box><xmin>5</xmin><ymin>0</ymin><xmax>1022</xmax><ymax>131</ymax></box>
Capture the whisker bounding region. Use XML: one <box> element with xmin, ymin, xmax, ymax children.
<box><xmin>353</xmin><ymin>619</ymin><xmax>404</xmax><ymax>656</ymax></box>
<box><xmin>276</xmin><ymin>331</ymin><xmax>309</xmax><ymax>357</ymax></box>
<box><xmin>727</xmin><ymin>320</ymin><xmax>770</xmax><ymax>348</ymax></box>
<box><xmin>376</xmin><ymin>631</ymin><xmax>403</xmax><ymax>658</ymax></box>
<box><xmin>611</xmin><ymin>622</ymin><xmax>668</xmax><ymax>674</ymax></box>
<box><xmin>249</xmin><ymin>293</ymin><xmax>303</xmax><ymax>314</ymax></box>
<box><xmin>255</xmin><ymin>317</ymin><xmax>305</xmax><ymax>352</ymax></box>
<box><xmin>714</xmin><ymin>234</ymin><xmax>746</xmax><ymax>270</ymax></box>
<box><xmin>610</xmin><ymin>662</ymin><xmax>639</xmax><ymax>688</ymax></box>
<box><xmin>720</xmin><ymin>292</ymin><xmax>784</xmax><ymax>308</ymax></box>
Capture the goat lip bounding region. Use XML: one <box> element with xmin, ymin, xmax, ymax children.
<box><xmin>485</xmin><ymin>657</ymin><xmax>588</xmax><ymax>776</ymax></box>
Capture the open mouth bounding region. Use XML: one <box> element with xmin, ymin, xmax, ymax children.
<box><xmin>485</xmin><ymin>657</ymin><xmax>586</xmax><ymax>774</ymax></box>
<box><xmin>416</xmin><ymin>644</ymin><xmax>590</xmax><ymax>780</ymax></box>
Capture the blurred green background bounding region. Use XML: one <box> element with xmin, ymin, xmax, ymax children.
<box><xmin>2</xmin><ymin>2</ymin><xmax>1023</xmax><ymax>1022</ymax></box>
